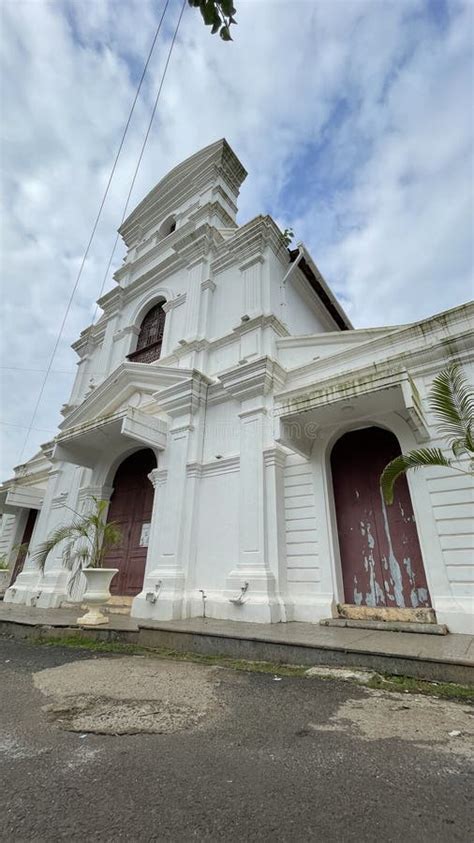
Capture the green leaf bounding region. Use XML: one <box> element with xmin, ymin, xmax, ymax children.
<box><xmin>380</xmin><ymin>448</ymin><xmax>452</xmax><ymax>505</ymax></box>
<box><xmin>429</xmin><ymin>364</ymin><xmax>474</xmax><ymax>452</ymax></box>
<box><xmin>220</xmin><ymin>24</ymin><xmax>232</xmax><ymax>40</ymax></box>
<box><xmin>202</xmin><ymin>0</ymin><xmax>217</xmax><ymax>26</ymax></box>
<box><xmin>33</xmin><ymin>499</ymin><xmax>122</xmax><ymax>574</ymax></box>
<box><xmin>220</xmin><ymin>0</ymin><xmax>236</xmax><ymax>16</ymax></box>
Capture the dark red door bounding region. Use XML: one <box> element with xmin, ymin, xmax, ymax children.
<box><xmin>331</xmin><ymin>427</ymin><xmax>431</xmax><ymax>609</ymax></box>
<box><xmin>103</xmin><ymin>449</ymin><xmax>156</xmax><ymax>596</ymax></box>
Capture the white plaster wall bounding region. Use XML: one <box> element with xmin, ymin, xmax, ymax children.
<box><xmin>195</xmin><ymin>470</ymin><xmax>239</xmax><ymax>591</ymax></box>
<box><xmin>210</xmin><ymin>265</ymin><xmax>241</xmax><ymax>338</ymax></box>
<box><xmin>208</xmin><ymin>341</ymin><xmax>240</xmax><ymax>377</ymax></box>
<box><xmin>202</xmin><ymin>400</ymin><xmax>240</xmax><ymax>461</ymax></box>
<box><xmin>283</xmin><ymin>454</ymin><xmax>320</xmax><ymax>598</ymax></box>
<box><xmin>284</xmin><ymin>277</ymin><xmax>333</xmax><ymax>336</ymax></box>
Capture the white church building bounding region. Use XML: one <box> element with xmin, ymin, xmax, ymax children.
<box><xmin>1</xmin><ymin>140</ymin><xmax>473</xmax><ymax>634</ymax></box>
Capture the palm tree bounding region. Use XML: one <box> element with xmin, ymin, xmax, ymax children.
<box><xmin>381</xmin><ymin>363</ymin><xmax>474</xmax><ymax>504</ymax></box>
<box><xmin>34</xmin><ymin>497</ymin><xmax>121</xmax><ymax>594</ymax></box>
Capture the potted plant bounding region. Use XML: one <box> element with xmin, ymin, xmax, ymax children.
<box><xmin>34</xmin><ymin>497</ymin><xmax>122</xmax><ymax>626</ymax></box>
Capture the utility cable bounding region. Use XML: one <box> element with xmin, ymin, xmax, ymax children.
<box><xmin>92</xmin><ymin>0</ymin><xmax>187</xmax><ymax>325</ymax></box>
<box><xmin>17</xmin><ymin>0</ymin><xmax>171</xmax><ymax>463</ymax></box>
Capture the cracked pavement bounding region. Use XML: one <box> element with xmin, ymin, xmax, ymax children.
<box><xmin>1</xmin><ymin>637</ymin><xmax>472</xmax><ymax>841</ymax></box>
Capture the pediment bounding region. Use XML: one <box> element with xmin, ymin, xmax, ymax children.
<box><xmin>59</xmin><ymin>362</ymin><xmax>196</xmax><ymax>431</ymax></box>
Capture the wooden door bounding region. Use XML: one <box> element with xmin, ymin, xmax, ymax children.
<box><xmin>104</xmin><ymin>449</ymin><xmax>156</xmax><ymax>596</ymax></box>
<box><xmin>331</xmin><ymin>427</ymin><xmax>431</xmax><ymax>609</ymax></box>
<box><xmin>11</xmin><ymin>509</ymin><xmax>38</xmax><ymax>584</ymax></box>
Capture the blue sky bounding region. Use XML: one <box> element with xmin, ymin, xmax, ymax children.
<box><xmin>0</xmin><ymin>0</ymin><xmax>473</xmax><ymax>478</ymax></box>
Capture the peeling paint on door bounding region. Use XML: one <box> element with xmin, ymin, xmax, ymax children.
<box><xmin>331</xmin><ymin>427</ymin><xmax>431</xmax><ymax>610</ymax></box>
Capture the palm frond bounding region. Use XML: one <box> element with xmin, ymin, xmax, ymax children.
<box><xmin>381</xmin><ymin>448</ymin><xmax>452</xmax><ymax>505</ymax></box>
<box><xmin>33</xmin><ymin>522</ymin><xmax>88</xmax><ymax>571</ymax></box>
<box><xmin>429</xmin><ymin>364</ymin><xmax>474</xmax><ymax>452</ymax></box>
<box><xmin>34</xmin><ymin>498</ymin><xmax>122</xmax><ymax>576</ymax></box>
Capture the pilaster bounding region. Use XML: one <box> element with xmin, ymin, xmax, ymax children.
<box><xmin>214</xmin><ymin>357</ymin><xmax>289</xmax><ymax>622</ymax></box>
<box><xmin>162</xmin><ymin>293</ymin><xmax>186</xmax><ymax>357</ymax></box>
<box><xmin>184</xmin><ymin>259</ymin><xmax>207</xmax><ymax>343</ymax></box>
<box><xmin>4</xmin><ymin>467</ymin><xmax>63</xmax><ymax>605</ymax></box>
<box><xmin>35</xmin><ymin>468</ymin><xmax>95</xmax><ymax>607</ymax></box>
<box><xmin>132</xmin><ymin>372</ymin><xmax>208</xmax><ymax>621</ymax></box>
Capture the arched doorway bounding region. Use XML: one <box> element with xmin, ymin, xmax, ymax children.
<box><xmin>104</xmin><ymin>449</ymin><xmax>157</xmax><ymax>596</ymax></box>
<box><xmin>330</xmin><ymin>426</ymin><xmax>431</xmax><ymax>609</ymax></box>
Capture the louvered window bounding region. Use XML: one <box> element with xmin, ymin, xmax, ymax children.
<box><xmin>127</xmin><ymin>302</ymin><xmax>166</xmax><ymax>364</ymax></box>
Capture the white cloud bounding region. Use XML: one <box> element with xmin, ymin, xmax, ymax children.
<box><xmin>0</xmin><ymin>0</ymin><xmax>472</xmax><ymax>477</ymax></box>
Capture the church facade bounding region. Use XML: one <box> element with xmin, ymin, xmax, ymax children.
<box><xmin>1</xmin><ymin>140</ymin><xmax>472</xmax><ymax>633</ymax></box>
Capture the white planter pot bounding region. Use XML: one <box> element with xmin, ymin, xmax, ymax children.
<box><xmin>77</xmin><ymin>568</ymin><xmax>118</xmax><ymax>626</ymax></box>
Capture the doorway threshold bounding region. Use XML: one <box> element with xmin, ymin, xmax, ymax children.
<box><xmin>321</xmin><ymin>618</ymin><xmax>448</xmax><ymax>635</ymax></box>
<box><xmin>336</xmin><ymin>604</ymin><xmax>436</xmax><ymax>624</ymax></box>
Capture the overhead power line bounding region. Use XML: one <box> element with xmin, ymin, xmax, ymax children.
<box><xmin>92</xmin><ymin>0</ymin><xmax>187</xmax><ymax>323</ymax></box>
<box><xmin>17</xmin><ymin>0</ymin><xmax>183</xmax><ymax>464</ymax></box>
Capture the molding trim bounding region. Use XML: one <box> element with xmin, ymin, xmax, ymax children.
<box><xmin>201</xmin><ymin>279</ymin><xmax>216</xmax><ymax>293</ymax></box>
<box><xmin>219</xmin><ymin>356</ymin><xmax>287</xmax><ymax>402</ymax></box>
<box><xmin>162</xmin><ymin>293</ymin><xmax>187</xmax><ymax>312</ymax></box>
<box><xmin>186</xmin><ymin>454</ymin><xmax>240</xmax><ymax>478</ymax></box>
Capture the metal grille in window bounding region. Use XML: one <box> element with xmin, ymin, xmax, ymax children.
<box><xmin>127</xmin><ymin>302</ymin><xmax>166</xmax><ymax>364</ymax></box>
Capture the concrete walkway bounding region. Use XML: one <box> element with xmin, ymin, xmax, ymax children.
<box><xmin>1</xmin><ymin>603</ymin><xmax>473</xmax><ymax>684</ymax></box>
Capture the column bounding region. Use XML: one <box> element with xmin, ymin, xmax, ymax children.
<box><xmin>4</xmin><ymin>467</ymin><xmax>63</xmax><ymax>605</ymax></box>
<box><xmin>184</xmin><ymin>260</ymin><xmax>206</xmax><ymax>342</ymax></box>
<box><xmin>132</xmin><ymin>428</ymin><xmax>190</xmax><ymax>620</ymax></box>
<box><xmin>224</xmin><ymin>404</ymin><xmax>284</xmax><ymax>622</ymax></box>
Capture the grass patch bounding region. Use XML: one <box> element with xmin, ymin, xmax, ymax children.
<box><xmin>31</xmin><ymin>633</ymin><xmax>308</xmax><ymax>677</ymax></box>
<box><xmin>29</xmin><ymin>634</ymin><xmax>473</xmax><ymax>700</ymax></box>
<box><xmin>366</xmin><ymin>673</ymin><xmax>474</xmax><ymax>702</ymax></box>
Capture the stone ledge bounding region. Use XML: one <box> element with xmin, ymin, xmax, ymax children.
<box><xmin>320</xmin><ymin>618</ymin><xmax>448</xmax><ymax>635</ymax></box>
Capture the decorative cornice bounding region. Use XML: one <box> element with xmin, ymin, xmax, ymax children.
<box><xmin>162</xmin><ymin>293</ymin><xmax>186</xmax><ymax>312</ymax></box>
<box><xmin>239</xmin><ymin>254</ymin><xmax>265</xmax><ymax>272</ymax></box>
<box><xmin>201</xmin><ymin>278</ymin><xmax>216</xmax><ymax>293</ymax></box>
<box><xmin>155</xmin><ymin>371</ymin><xmax>212</xmax><ymax>418</ymax></box>
<box><xmin>218</xmin><ymin>356</ymin><xmax>287</xmax><ymax>402</ymax></box>
<box><xmin>59</xmin><ymin>362</ymin><xmax>196</xmax><ymax>431</ymax></box>
<box><xmin>148</xmin><ymin>468</ymin><xmax>161</xmax><ymax>489</ymax></box>
<box><xmin>78</xmin><ymin>484</ymin><xmax>114</xmax><ymax>501</ymax></box>
<box><xmin>113</xmin><ymin>325</ymin><xmax>140</xmax><ymax>342</ymax></box>
<box><xmin>153</xmin><ymin>468</ymin><xmax>168</xmax><ymax>487</ymax></box>
<box><xmin>186</xmin><ymin>454</ymin><xmax>240</xmax><ymax>478</ymax></box>
<box><xmin>263</xmin><ymin>445</ymin><xmax>288</xmax><ymax>469</ymax></box>
<box><xmin>170</xmin><ymin>423</ymin><xmax>195</xmax><ymax>437</ymax></box>
<box><xmin>232</xmin><ymin>313</ymin><xmax>290</xmax><ymax>339</ymax></box>
<box><xmin>51</xmin><ymin>491</ymin><xmax>68</xmax><ymax>510</ymax></box>
<box><xmin>278</xmin><ymin>307</ymin><xmax>474</xmax><ymax>401</ymax></box>
<box><xmin>210</xmin><ymin>215</ymin><xmax>286</xmax><ymax>275</ymax></box>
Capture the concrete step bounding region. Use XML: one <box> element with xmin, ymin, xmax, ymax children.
<box><xmin>1</xmin><ymin>605</ymin><xmax>472</xmax><ymax>684</ymax></box>
<box><xmin>320</xmin><ymin>618</ymin><xmax>449</xmax><ymax>635</ymax></box>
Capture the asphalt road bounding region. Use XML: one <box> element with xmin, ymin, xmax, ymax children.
<box><xmin>0</xmin><ymin>636</ymin><xmax>472</xmax><ymax>842</ymax></box>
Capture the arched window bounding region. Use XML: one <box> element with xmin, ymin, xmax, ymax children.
<box><xmin>127</xmin><ymin>301</ymin><xmax>166</xmax><ymax>364</ymax></box>
<box><xmin>158</xmin><ymin>215</ymin><xmax>176</xmax><ymax>239</ymax></box>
